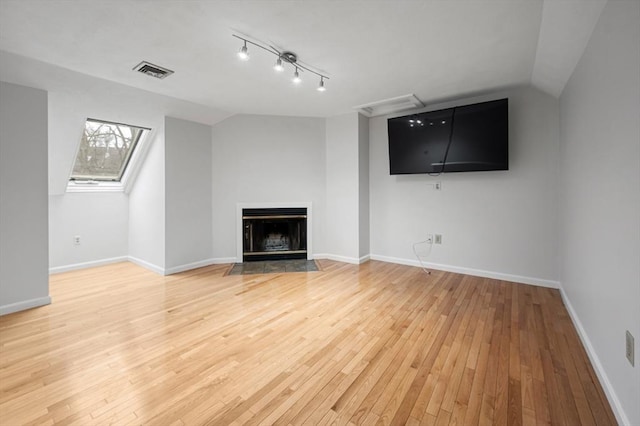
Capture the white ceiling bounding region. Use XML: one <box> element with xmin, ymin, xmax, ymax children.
<box><xmin>0</xmin><ymin>0</ymin><xmax>606</xmax><ymax>118</ymax></box>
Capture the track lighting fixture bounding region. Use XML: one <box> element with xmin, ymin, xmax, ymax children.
<box><xmin>237</xmin><ymin>41</ymin><xmax>249</xmax><ymax>61</ymax></box>
<box><xmin>274</xmin><ymin>57</ymin><xmax>284</xmax><ymax>72</ymax></box>
<box><xmin>317</xmin><ymin>76</ymin><xmax>326</xmax><ymax>92</ymax></box>
<box><xmin>233</xmin><ymin>34</ymin><xmax>329</xmax><ymax>92</ymax></box>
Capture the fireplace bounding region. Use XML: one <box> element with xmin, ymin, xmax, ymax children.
<box><xmin>242</xmin><ymin>207</ymin><xmax>307</xmax><ymax>261</ymax></box>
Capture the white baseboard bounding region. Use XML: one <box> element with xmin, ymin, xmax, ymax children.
<box><xmin>48</xmin><ymin>253</ymin><xmax>557</xmax><ymax>291</ymax></box>
<box><xmin>368</xmin><ymin>254</ymin><xmax>560</xmax><ymax>288</ymax></box>
<box><xmin>0</xmin><ymin>296</ymin><xmax>51</xmax><ymax>316</ymax></box>
<box><xmin>314</xmin><ymin>253</ymin><xmax>370</xmax><ymax>265</ymax></box>
<box><xmin>49</xmin><ymin>255</ymin><xmax>237</xmax><ymax>277</ymax></box>
<box><xmin>165</xmin><ymin>258</ymin><xmax>235</xmax><ymax>275</ymax></box>
<box><xmin>49</xmin><ymin>256</ymin><xmax>128</xmax><ymax>274</ymax></box>
<box><xmin>165</xmin><ymin>259</ymin><xmax>213</xmax><ymax>275</ymax></box>
<box><xmin>559</xmin><ymin>287</ymin><xmax>629</xmax><ymax>426</ymax></box>
<box><xmin>127</xmin><ymin>256</ymin><xmax>165</xmax><ymax>275</ymax></box>
<box><xmin>211</xmin><ymin>257</ymin><xmax>238</xmax><ymax>264</ymax></box>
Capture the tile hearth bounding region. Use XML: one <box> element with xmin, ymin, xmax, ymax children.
<box><xmin>227</xmin><ymin>259</ymin><xmax>319</xmax><ymax>275</ymax></box>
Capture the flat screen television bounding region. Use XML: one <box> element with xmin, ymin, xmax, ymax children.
<box><xmin>387</xmin><ymin>98</ymin><xmax>508</xmax><ymax>174</ymax></box>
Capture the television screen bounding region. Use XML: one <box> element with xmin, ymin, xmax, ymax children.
<box><xmin>388</xmin><ymin>98</ymin><xmax>508</xmax><ymax>174</ymax></box>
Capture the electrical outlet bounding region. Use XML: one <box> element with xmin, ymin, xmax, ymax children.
<box><xmin>626</xmin><ymin>330</ymin><xmax>635</xmax><ymax>366</ymax></box>
<box><xmin>425</xmin><ymin>234</ymin><xmax>433</xmax><ymax>244</ymax></box>
<box><xmin>74</xmin><ymin>235</ymin><xmax>81</xmax><ymax>245</ymax></box>
<box><xmin>435</xmin><ymin>182</ymin><xmax>442</xmax><ymax>190</ymax></box>
<box><xmin>434</xmin><ymin>234</ymin><xmax>442</xmax><ymax>244</ymax></box>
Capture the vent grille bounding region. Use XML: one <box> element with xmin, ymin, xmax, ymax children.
<box><xmin>133</xmin><ymin>61</ymin><xmax>174</xmax><ymax>79</ymax></box>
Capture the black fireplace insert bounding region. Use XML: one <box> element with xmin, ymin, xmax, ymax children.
<box><xmin>242</xmin><ymin>208</ymin><xmax>307</xmax><ymax>261</ymax></box>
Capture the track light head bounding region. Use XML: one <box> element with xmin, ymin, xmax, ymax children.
<box><xmin>274</xmin><ymin>57</ymin><xmax>284</xmax><ymax>72</ymax></box>
<box><xmin>317</xmin><ymin>77</ymin><xmax>326</xmax><ymax>92</ymax></box>
<box><xmin>237</xmin><ymin>41</ymin><xmax>249</xmax><ymax>61</ymax></box>
<box><xmin>293</xmin><ymin>68</ymin><xmax>301</xmax><ymax>84</ymax></box>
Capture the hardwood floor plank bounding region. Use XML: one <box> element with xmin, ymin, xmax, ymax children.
<box><xmin>508</xmin><ymin>377</ymin><xmax>523</xmax><ymax>426</ymax></box>
<box><xmin>0</xmin><ymin>260</ymin><xmax>617</xmax><ymax>425</ymax></box>
<box><xmin>461</xmin><ymin>341</ymin><xmax>491</xmax><ymax>425</ymax></box>
<box><xmin>494</xmin><ymin>283</ymin><xmax>512</xmax><ymax>426</ymax></box>
<box><xmin>389</xmin><ymin>276</ymin><xmax>474</xmax><ymax>425</ymax></box>
<box><xmin>479</xmin><ymin>290</ymin><xmax>505</xmax><ymax>424</ymax></box>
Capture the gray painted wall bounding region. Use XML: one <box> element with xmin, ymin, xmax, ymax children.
<box><xmin>559</xmin><ymin>1</ymin><xmax>640</xmax><ymax>424</ymax></box>
<box><xmin>165</xmin><ymin>116</ymin><xmax>213</xmax><ymax>270</ymax></box>
<box><xmin>369</xmin><ymin>86</ymin><xmax>560</xmax><ymax>286</ymax></box>
<box><xmin>211</xmin><ymin>114</ymin><xmax>327</xmax><ymax>260</ymax></box>
<box><xmin>0</xmin><ymin>82</ymin><xmax>50</xmax><ymax>314</ymax></box>
<box><xmin>128</xmin><ymin>126</ymin><xmax>165</xmax><ymax>273</ymax></box>
<box><xmin>358</xmin><ymin>113</ymin><xmax>370</xmax><ymax>258</ymax></box>
<box><xmin>326</xmin><ymin>113</ymin><xmax>361</xmax><ymax>261</ymax></box>
<box><xmin>0</xmin><ymin>51</ymin><xmax>230</xmax><ymax>274</ymax></box>
<box><xmin>49</xmin><ymin>193</ymin><xmax>128</xmax><ymax>269</ymax></box>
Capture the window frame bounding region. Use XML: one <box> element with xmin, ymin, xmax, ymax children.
<box><xmin>67</xmin><ymin>118</ymin><xmax>152</xmax><ymax>193</ymax></box>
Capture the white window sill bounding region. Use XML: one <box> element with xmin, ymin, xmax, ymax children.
<box><xmin>66</xmin><ymin>181</ymin><xmax>124</xmax><ymax>193</ymax></box>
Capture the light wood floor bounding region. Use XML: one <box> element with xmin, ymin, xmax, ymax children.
<box><xmin>0</xmin><ymin>260</ymin><xmax>616</xmax><ymax>425</ymax></box>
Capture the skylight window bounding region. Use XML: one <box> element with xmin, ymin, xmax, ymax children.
<box><xmin>70</xmin><ymin>119</ymin><xmax>149</xmax><ymax>183</ymax></box>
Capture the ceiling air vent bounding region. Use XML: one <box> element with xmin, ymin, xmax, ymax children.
<box><xmin>133</xmin><ymin>61</ymin><xmax>174</xmax><ymax>79</ymax></box>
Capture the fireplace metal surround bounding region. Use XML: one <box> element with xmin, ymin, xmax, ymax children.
<box><xmin>242</xmin><ymin>207</ymin><xmax>307</xmax><ymax>261</ymax></box>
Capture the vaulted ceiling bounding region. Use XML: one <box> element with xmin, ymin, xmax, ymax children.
<box><xmin>0</xmin><ymin>0</ymin><xmax>606</xmax><ymax>117</ymax></box>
